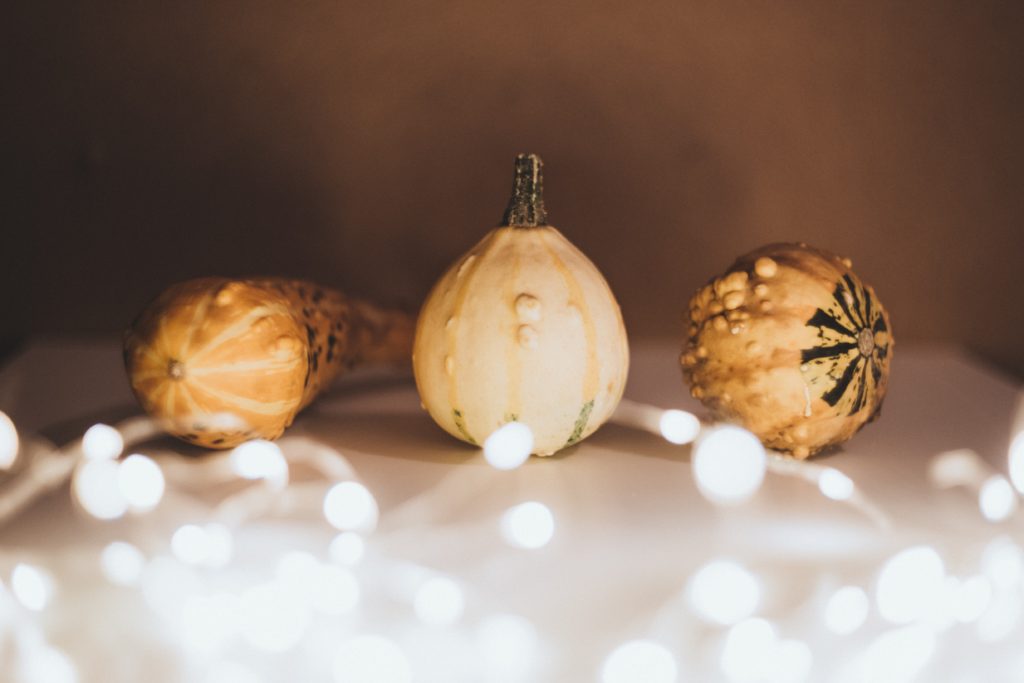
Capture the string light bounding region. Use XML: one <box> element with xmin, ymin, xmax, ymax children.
<box><xmin>1010</xmin><ymin>430</ymin><xmax>1024</xmax><ymax>494</ymax></box>
<box><xmin>980</xmin><ymin>537</ymin><xmax>1023</xmax><ymax>590</ymax></box>
<box><xmin>979</xmin><ymin>475</ymin><xmax>1018</xmax><ymax>522</ymax></box>
<box><xmin>601</xmin><ymin>640</ymin><xmax>677</xmax><ymax>683</ymax></box>
<box><xmin>952</xmin><ymin>575</ymin><xmax>993</xmax><ymax>624</ymax></box>
<box><xmin>692</xmin><ymin>426</ymin><xmax>766</xmax><ymax>505</ymax></box>
<box><xmin>817</xmin><ymin>468</ymin><xmax>854</xmax><ymax>501</ymax></box>
<box><xmin>17</xmin><ymin>645</ymin><xmax>78</xmax><ymax>683</ymax></box>
<box><xmin>823</xmin><ymin>585</ymin><xmax>869</xmax><ymax>635</ymax></box>
<box><xmin>333</xmin><ymin>635</ymin><xmax>412</xmax><ymax>683</ymax></box>
<box><xmin>323</xmin><ymin>481</ymin><xmax>378</xmax><ymax>532</ymax></box>
<box><xmin>720</xmin><ymin>618</ymin><xmax>776</xmax><ymax>683</ymax></box>
<box><xmin>328</xmin><ymin>532</ymin><xmax>366</xmax><ymax>567</ymax></box>
<box><xmin>858</xmin><ymin>625</ymin><xmax>936</xmax><ymax>682</ymax></box>
<box><xmin>239</xmin><ymin>582</ymin><xmax>311</xmax><ymax>653</ymax></box>
<box><xmin>170</xmin><ymin>523</ymin><xmax>233</xmax><ymax>568</ymax></box>
<box><xmin>73</xmin><ymin>459</ymin><xmax>128</xmax><ymax>520</ymax></box>
<box><xmin>10</xmin><ymin>563</ymin><xmax>54</xmax><ymax>612</ymax></box>
<box><xmin>100</xmin><ymin>541</ymin><xmax>146</xmax><ymax>586</ymax></box>
<box><xmin>203</xmin><ymin>661</ymin><xmax>261</xmax><ymax>683</ymax></box>
<box><xmin>414</xmin><ymin>576</ymin><xmax>464</xmax><ymax>627</ymax></box>
<box><xmin>500</xmin><ymin>501</ymin><xmax>555</xmax><ymax>549</ymax></box>
<box><xmin>875</xmin><ymin>546</ymin><xmax>946</xmax><ymax>624</ymax></box>
<box><xmin>117</xmin><ymin>454</ymin><xmax>165</xmax><ymax>512</ymax></box>
<box><xmin>687</xmin><ymin>559</ymin><xmax>761</xmax><ymax>626</ymax></box>
<box><xmin>230</xmin><ymin>439</ymin><xmax>288</xmax><ymax>485</ymax></box>
<box><xmin>81</xmin><ymin>423</ymin><xmax>123</xmax><ymax>461</ymax></box>
<box><xmin>659</xmin><ymin>410</ymin><xmax>701</xmax><ymax>445</ymax></box>
<box><xmin>476</xmin><ymin>614</ymin><xmax>540</xmax><ymax>679</ymax></box>
<box><xmin>0</xmin><ymin>410</ymin><xmax>18</xmax><ymax>469</ymax></box>
<box><xmin>483</xmin><ymin>422</ymin><xmax>534</xmax><ymax>470</ymax></box>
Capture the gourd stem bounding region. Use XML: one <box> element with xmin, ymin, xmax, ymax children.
<box><xmin>501</xmin><ymin>153</ymin><xmax>547</xmax><ymax>227</ymax></box>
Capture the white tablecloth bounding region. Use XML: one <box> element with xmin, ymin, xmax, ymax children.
<box><xmin>0</xmin><ymin>339</ymin><xmax>1021</xmax><ymax>683</ymax></box>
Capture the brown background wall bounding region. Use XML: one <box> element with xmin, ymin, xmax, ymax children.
<box><xmin>4</xmin><ymin>1</ymin><xmax>1023</xmax><ymax>376</ymax></box>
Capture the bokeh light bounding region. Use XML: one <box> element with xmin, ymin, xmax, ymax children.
<box><xmin>204</xmin><ymin>661</ymin><xmax>261</xmax><ymax>683</ymax></box>
<box><xmin>720</xmin><ymin>618</ymin><xmax>776</xmax><ymax>683</ymax></box>
<box><xmin>823</xmin><ymin>585</ymin><xmax>869</xmax><ymax>635</ymax></box>
<box><xmin>818</xmin><ymin>468</ymin><xmax>854</xmax><ymax>501</ymax></box>
<box><xmin>859</xmin><ymin>625</ymin><xmax>935</xmax><ymax>682</ymax></box>
<box><xmin>18</xmin><ymin>645</ymin><xmax>78</xmax><ymax>683</ymax></box>
<box><xmin>483</xmin><ymin>422</ymin><xmax>534</xmax><ymax>470</ymax></box>
<box><xmin>171</xmin><ymin>523</ymin><xmax>233</xmax><ymax>568</ymax></box>
<box><xmin>875</xmin><ymin>546</ymin><xmax>946</xmax><ymax>624</ymax></box>
<box><xmin>11</xmin><ymin>563</ymin><xmax>54</xmax><ymax>611</ymax></box>
<box><xmin>687</xmin><ymin>559</ymin><xmax>761</xmax><ymax>626</ymax></box>
<box><xmin>601</xmin><ymin>640</ymin><xmax>677</xmax><ymax>683</ymax></box>
<box><xmin>1010</xmin><ymin>430</ymin><xmax>1024</xmax><ymax>494</ymax></box>
<box><xmin>476</xmin><ymin>614</ymin><xmax>540</xmax><ymax>680</ymax></box>
<box><xmin>953</xmin><ymin>575</ymin><xmax>993</xmax><ymax>624</ymax></box>
<box><xmin>414</xmin><ymin>576</ymin><xmax>464</xmax><ymax>627</ymax></box>
<box><xmin>928</xmin><ymin>448</ymin><xmax>983</xmax><ymax>489</ymax></box>
<box><xmin>323</xmin><ymin>481</ymin><xmax>379</xmax><ymax>532</ymax></box>
<box><xmin>328</xmin><ymin>532</ymin><xmax>366</xmax><ymax>566</ymax></box>
<box><xmin>0</xmin><ymin>410</ymin><xmax>18</xmax><ymax>469</ymax></box>
<box><xmin>333</xmin><ymin>635</ymin><xmax>412</xmax><ymax>683</ymax></box>
<box><xmin>230</xmin><ymin>439</ymin><xmax>288</xmax><ymax>483</ymax></box>
<box><xmin>73</xmin><ymin>459</ymin><xmax>128</xmax><ymax>520</ymax></box>
<box><xmin>980</xmin><ymin>536</ymin><xmax>1023</xmax><ymax>589</ymax></box>
<box><xmin>81</xmin><ymin>423</ymin><xmax>123</xmax><ymax>461</ymax></box>
<box><xmin>239</xmin><ymin>582</ymin><xmax>310</xmax><ymax>653</ymax></box>
<box><xmin>117</xmin><ymin>454</ymin><xmax>165</xmax><ymax>512</ymax></box>
<box><xmin>692</xmin><ymin>426</ymin><xmax>766</xmax><ymax>505</ymax></box>
<box><xmin>100</xmin><ymin>541</ymin><xmax>146</xmax><ymax>586</ymax></box>
<box><xmin>500</xmin><ymin>501</ymin><xmax>555</xmax><ymax>549</ymax></box>
<box><xmin>979</xmin><ymin>475</ymin><xmax>1018</xmax><ymax>522</ymax></box>
<box><xmin>659</xmin><ymin>410</ymin><xmax>701</xmax><ymax>445</ymax></box>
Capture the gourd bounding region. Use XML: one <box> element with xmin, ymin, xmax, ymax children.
<box><xmin>413</xmin><ymin>154</ymin><xmax>629</xmax><ymax>456</ymax></box>
<box><xmin>124</xmin><ymin>277</ymin><xmax>414</xmax><ymax>448</ymax></box>
<box><xmin>681</xmin><ymin>243</ymin><xmax>893</xmax><ymax>458</ymax></box>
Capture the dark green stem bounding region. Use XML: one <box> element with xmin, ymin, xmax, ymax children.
<box><xmin>501</xmin><ymin>153</ymin><xmax>547</xmax><ymax>227</ymax></box>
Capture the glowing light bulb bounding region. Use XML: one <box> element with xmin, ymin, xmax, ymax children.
<box><xmin>980</xmin><ymin>536</ymin><xmax>1023</xmax><ymax>589</ymax></box>
<box><xmin>476</xmin><ymin>614</ymin><xmax>540</xmax><ymax>679</ymax></box>
<box><xmin>239</xmin><ymin>583</ymin><xmax>310</xmax><ymax>653</ymax></box>
<box><xmin>818</xmin><ymin>468</ymin><xmax>855</xmax><ymax>501</ymax></box>
<box><xmin>823</xmin><ymin>585</ymin><xmax>869</xmax><ymax>635</ymax></box>
<box><xmin>720</xmin><ymin>618</ymin><xmax>777</xmax><ymax>683</ymax></box>
<box><xmin>659</xmin><ymin>410</ymin><xmax>701</xmax><ymax>445</ymax></box>
<box><xmin>859</xmin><ymin>625</ymin><xmax>935</xmax><ymax>682</ymax></box>
<box><xmin>82</xmin><ymin>423</ymin><xmax>123</xmax><ymax>461</ymax></box>
<box><xmin>328</xmin><ymin>532</ymin><xmax>365</xmax><ymax>566</ymax></box>
<box><xmin>928</xmin><ymin>448</ymin><xmax>984</xmax><ymax>489</ymax></box>
<box><xmin>100</xmin><ymin>541</ymin><xmax>145</xmax><ymax>586</ymax></box>
<box><xmin>182</xmin><ymin>593</ymin><xmax>242</xmax><ymax>653</ymax></box>
<box><xmin>687</xmin><ymin>559</ymin><xmax>761</xmax><ymax>626</ymax></box>
<box><xmin>483</xmin><ymin>422</ymin><xmax>534</xmax><ymax>470</ymax></box>
<box><xmin>979</xmin><ymin>475</ymin><xmax>1018</xmax><ymax>522</ymax></box>
<box><xmin>11</xmin><ymin>563</ymin><xmax>54</xmax><ymax>611</ymax></box>
<box><xmin>953</xmin><ymin>575</ymin><xmax>993</xmax><ymax>623</ymax></box>
<box><xmin>601</xmin><ymin>640</ymin><xmax>678</xmax><ymax>683</ymax></box>
<box><xmin>0</xmin><ymin>410</ymin><xmax>18</xmax><ymax>469</ymax></box>
<box><xmin>976</xmin><ymin>590</ymin><xmax>1022</xmax><ymax>642</ymax></box>
<box><xmin>414</xmin><ymin>577</ymin><xmax>464</xmax><ymax>626</ymax></box>
<box><xmin>230</xmin><ymin>439</ymin><xmax>288</xmax><ymax>483</ymax></box>
<box><xmin>692</xmin><ymin>426</ymin><xmax>766</xmax><ymax>505</ymax></box>
<box><xmin>333</xmin><ymin>635</ymin><xmax>412</xmax><ymax>683</ymax></box>
<box><xmin>876</xmin><ymin>546</ymin><xmax>945</xmax><ymax>624</ymax></box>
<box><xmin>323</xmin><ymin>481</ymin><xmax>378</xmax><ymax>532</ymax></box>
<box><xmin>73</xmin><ymin>459</ymin><xmax>127</xmax><ymax>520</ymax></box>
<box><xmin>1010</xmin><ymin>431</ymin><xmax>1024</xmax><ymax>494</ymax></box>
<box><xmin>117</xmin><ymin>454</ymin><xmax>165</xmax><ymax>511</ymax></box>
<box><xmin>171</xmin><ymin>523</ymin><xmax>233</xmax><ymax>567</ymax></box>
<box><xmin>500</xmin><ymin>501</ymin><xmax>555</xmax><ymax>549</ymax></box>
<box><xmin>313</xmin><ymin>565</ymin><xmax>361</xmax><ymax>615</ymax></box>
<box><xmin>768</xmin><ymin>639</ymin><xmax>813</xmax><ymax>683</ymax></box>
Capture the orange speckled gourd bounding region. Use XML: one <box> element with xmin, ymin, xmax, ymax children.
<box><xmin>681</xmin><ymin>243</ymin><xmax>893</xmax><ymax>458</ymax></box>
<box><xmin>124</xmin><ymin>278</ymin><xmax>413</xmax><ymax>448</ymax></box>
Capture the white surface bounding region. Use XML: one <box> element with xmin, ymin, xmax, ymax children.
<box><xmin>0</xmin><ymin>339</ymin><xmax>1022</xmax><ymax>682</ymax></box>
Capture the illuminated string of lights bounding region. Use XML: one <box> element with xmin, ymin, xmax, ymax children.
<box><xmin>0</xmin><ymin>403</ymin><xmax>1022</xmax><ymax>682</ymax></box>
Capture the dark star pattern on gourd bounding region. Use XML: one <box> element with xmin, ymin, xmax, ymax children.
<box><xmin>800</xmin><ymin>274</ymin><xmax>889</xmax><ymax>416</ymax></box>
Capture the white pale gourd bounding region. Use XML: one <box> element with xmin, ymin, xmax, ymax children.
<box><xmin>414</xmin><ymin>154</ymin><xmax>629</xmax><ymax>456</ymax></box>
